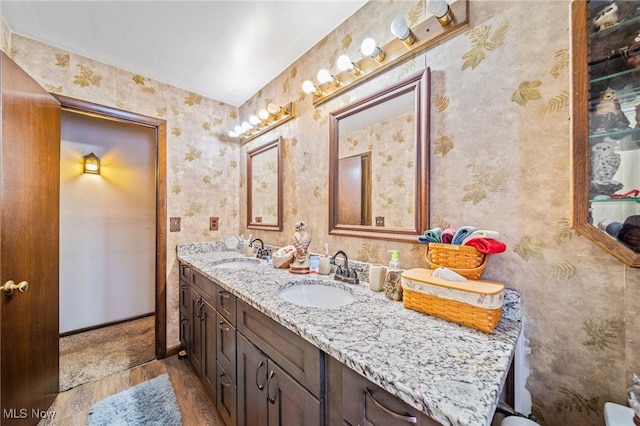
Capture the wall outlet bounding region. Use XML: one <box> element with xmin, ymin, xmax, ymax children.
<box><xmin>170</xmin><ymin>217</ymin><xmax>181</xmax><ymax>232</ymax></box>
<box><xmin>375</xmin><ymin>216</ymin><xmax>385</xmax><ymax>227</ymax></box>
<box><xmin>255</xmin><ymin>216</ymin><xmax>262</xmax><ymax>223</ymax></box>
<box><xmin>209</xmin><ymin>217</ymin><xmax>219</xmax><ymax>231</ymax></box>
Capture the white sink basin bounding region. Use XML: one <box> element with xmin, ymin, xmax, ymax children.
<box><xmin>279</xmin><ymin>283</ymin><xmax>356</xmax><ymax>308</ymax></box>
<box><xmin>213</xmin><ymin>258</ymin><xmax>261</xmax><ymax>269</ymax></box>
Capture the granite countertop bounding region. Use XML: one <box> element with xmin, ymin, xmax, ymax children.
<box><xmin>177</xmin><ymin>242</ymin><xmax>522</xmax><ymax>426</ymax></box>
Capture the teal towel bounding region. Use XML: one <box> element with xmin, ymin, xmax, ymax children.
<box><xmin>452</xmin><ymin>226</ymin><xmax>478</xmax><ymax>245</ymax></box>
<box><xmin>423</xmin><ymin>227</ymin><xmax>443</xmax><ymax>243</ymax></box>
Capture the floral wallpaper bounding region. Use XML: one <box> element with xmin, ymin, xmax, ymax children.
<box><xmin>3</xmin><ymin>0</ymin><xmax>640</xmax><ymax>425</ymax></box>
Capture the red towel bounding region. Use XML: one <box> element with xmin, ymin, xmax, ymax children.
<box><xmin>464</xmin><ymin>238</ymin><xmax>506</xmax><ymax>254</ymax></box>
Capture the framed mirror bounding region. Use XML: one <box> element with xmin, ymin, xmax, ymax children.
<box><xmin>572</xmin><ymin>0</ymin><xmax>640</xmax><ymax>267</ymax></box>
<box><xmin>247</xmin><ymin>137</ymin><xmax>283</xmax><ymax>231</ymax></box>
<box><xmin>329</xmin><ymin>69</ymin><xmax>429</xmax><ymax>242</ymax></box>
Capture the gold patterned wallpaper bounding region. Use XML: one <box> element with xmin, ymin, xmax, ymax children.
<box><xmin>3</xmin><ymin>1</ymin><xmax>640</xmax><ymax>425</ymax></box>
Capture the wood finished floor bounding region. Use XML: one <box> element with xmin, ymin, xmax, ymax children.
<box><xmin>40</xmin><ymin>355</ymin><xmax>224</xmax><ymax>426</ymax></box>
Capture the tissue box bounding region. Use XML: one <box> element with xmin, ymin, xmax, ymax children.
<box><xmin>401</xmin><ymin>268</ymin><xmax>504</xmax><ymax>333</ymax></box>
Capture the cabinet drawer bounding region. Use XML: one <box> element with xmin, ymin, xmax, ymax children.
<box><xmin>192</xmin><ymin>270</ymin><xmax>215</xmax><ymax>304</ymax></box>
<box><xmin>179</xmin><ymin>261</ymin><xmax>191</xmax><ymax>283</ymax></box>
<box><xmin>342</xmin><ymin>367</ymin><xmax>438</xmax><ymax>426</ymax></box>
<box><xmin>237</xmin><ymin>300</ymin><xmax>322</xmax><ymax>398</ymax></box>
<box><xmin>217</xmin><ymin>312</ymin><xmax>237</xmax><ymax>384</ymax></box>
<box><xmin>217</xmin><ymin>363</ymin><xmax>237</xmax><ymax>426</ymax></box>
<box><xmin>216</xmin><ymin>286</ymin><xmax>237</xmax><ymax>326</ymax></box>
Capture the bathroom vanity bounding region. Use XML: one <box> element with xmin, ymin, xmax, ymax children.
<box><xmin>177</xmin><ymin>242</ymin><xmax>522</xmax><ymax>426</ymax></box>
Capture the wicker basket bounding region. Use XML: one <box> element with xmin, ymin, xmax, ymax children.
<box><xmin>425</xmin><ymin>242</ymin><xmax>488</xmax><ymax>279</ymax></box>
<box><xmin>402</xmin><ymin>268</ymin><xmax>503</xmax><ymax>333</ymax></box>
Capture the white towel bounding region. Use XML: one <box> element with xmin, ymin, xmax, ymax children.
<box><xmin>461</xmin><ymin>230</ymin><xmax>500</xmax><ymax>245</ymax></box>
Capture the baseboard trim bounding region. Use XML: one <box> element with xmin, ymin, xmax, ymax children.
<box><xmin>60</xmin><ymin>312</ymin><xmax>155</xmax><ymax>337</ymax></box>
<box><xmin>165</xmin><ymin>344</ymin><xmax>182</xmax><ymax>359</ymax></box>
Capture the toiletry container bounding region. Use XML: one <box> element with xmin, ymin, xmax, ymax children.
<box><xmin>368</xmin><ymin>264</ymin><xmax>386</xmax><ymax>291</ymax></box>
<box><xmin>383</xmin><ymin>250</ymin><xmax>402</xmax><ymax>301</ymax></box>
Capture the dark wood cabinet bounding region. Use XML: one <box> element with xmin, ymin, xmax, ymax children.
<box><xmin>237</xmin><ymin>333</ymin><xmax>321</xmax><ymax>426</ymax></box>
<box><xmin>190</xmin><ymin>286</ymin><xmax>217</xmax><ymax>401</ymax></box>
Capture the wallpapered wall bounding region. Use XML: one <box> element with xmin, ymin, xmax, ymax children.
<box><xmin>3</xmin><ymin>1</ymin><xmax>639</xmax><ymax>425</ymax></box>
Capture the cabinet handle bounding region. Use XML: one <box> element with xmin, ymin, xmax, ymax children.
<box><xmin>218</xmin><ymin>321</ymin><xmax>230</xmax><ymax>332</ymax></box>
<box><xmin>219</xmin><ymin>374</ymin><xmax>231</xmax><ymax>388</ymax></box>
<box><xmin>218</xmin><ymin>291</ymin><xmax>231</xmax><ymax>299</ymax></box>
<box><xmin>195</xmin><ymin>298</ymin><xmax>202</xmax><ymax>319</ymax></box>
<box><xmin>364</xmin><ymin>388</ymin><xmax>417</xmax><ymax>424</ymax></box>
<box><xmin>197</xmin><ymin>299</ymin><xmax>205</xmax><ymax>320</ymax></box>
<box><xmin>255</xmin><ymin>360</ymin><xmax>267</xmax><ymax>390</ymax></box>
<box><xmin>267</xmin><ymin>370</ymin><xmax>278</xmax><ymax>404</ymax></box>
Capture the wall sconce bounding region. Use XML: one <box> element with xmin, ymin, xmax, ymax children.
<box><xmin>391</xmin><ymin>17</ymin><xmax>416</xmax><ymax>46</ymax></box>
<box><xmin>337</xmin><ymin>55</ymin><xmax>361</xmax><ymax>76</ymax></box>
<box><xmin>428</xmin><ymin>0</ymin><xmax>454</xmax><ymax>26</ymax></box>
<box><xmin>302</xmin><ymin>0</ymin><xmax>468</xmax><ymax>106</ymax></box>
<box><xmin>83</xmin><ymin>152</ymin><xmax>100</xmax><ymax>174</ymax></box>
<box><xmin>229</xmin><ymin>102</ymin><xmax>295</xmax><ymax>145</ymax></box>
<box><xmin>361</xmin><ymin>38</ymin><xmax>385</xmax><ymax>63</ymax></box>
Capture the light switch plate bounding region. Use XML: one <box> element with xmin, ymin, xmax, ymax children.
<box><xmin>170</xmin><ymin>217</ymin><xmax>181</xmax><ymax>232</ymax></box>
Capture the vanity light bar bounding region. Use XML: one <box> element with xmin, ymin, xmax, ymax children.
<box><xmin>230</xmin><ymin>102</ymin><xmax>295</xmax><ymax>145</ymax></box>
<box><xmin>305</xmin><ymin>0</ymin><xmax>468</xmax><ymax>107</ymax></box>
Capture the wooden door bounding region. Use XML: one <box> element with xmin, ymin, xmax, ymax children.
<box><xmin>338</xmin><ymin>153</ymin><xmax>371</xmax><ymax>226</ymax></box>
<box><xmin>0</xmin><ymin>52</ymin><xmax>61</xmax><ymax>424</ymax></box>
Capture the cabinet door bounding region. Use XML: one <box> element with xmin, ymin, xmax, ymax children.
<box><xmin>237</xmin><ymin>334</ymin><xmax>269</xmax><ymax>426</ymax></box>
<box><xmin>201</xmin><ymin>301</ymin><xmax>217</xmax><ymax>401</ymax></box>
<box><xmin>190</xmin><ymin>289</ymin><xmax>204</xmax><ymax>376</ymax></box>
<box><xmin>179</xmin><ymin>314</ymin><xmax>190</xmax><ymax>352</ymax></box>
<box><xmin>217</xmin><ymin>362</ymin><xmax>237</xmax><ymax>426</ymax></box>
<box><xmin>266</xmin><ymin>360</ymin><xmax>322</xmax><ymax>426</ymax></box>
<box><xmin>217</xmin><ymin>312</ymin><xmax>237</xmax><ymax>384</ymax></box>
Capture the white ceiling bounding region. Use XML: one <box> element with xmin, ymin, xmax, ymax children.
<box><xmin>1</xmin><ymin>0</ymin><xmax>367</xmax><ymax>107</ymax></box>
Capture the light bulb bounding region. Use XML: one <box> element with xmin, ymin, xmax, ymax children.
<box><xmin>302</xmin><ymin>80</ymin><xmax>322</xmax><ymax>96</ymax></box>
<box><xmin>267</xmin><ymin>103</ymin><xmax>281</xmax><ymax>115</ymax></box>
<box><xmin>249</xmin><ymin>115</ymin><xmax>261</xmax><ymax>126</ymax></box>
<box><xmin>234</xmin><ymin>125</ymin><xmax>243</xmax><ymax>134</ymax></box>
<box><xmin>361</xmin><ymin>38</ymin><xmax>385</xmax><ymax>62</ymax></box>
<box><xmin>241</xmin><ymin>121</ymin><xmax>252</xmax><ymax>132</ymax></box>
<box><xmin>317</xmin><ymin>68</ymin><xmax>339</xmax><ymax>86</ymax></box>
<box><xmin>228</xmin><ymin>130</ymin><xmax>239</xmax><ymax>138</ymax></box>
<box><xmin>258</xmin><ymin>109</ymin><xmax>269</xmax><ymax>121</ymax></box>
<box><xmin>337</xmin><ymin>55</ymin><xmax>361</xmax><ymax>76</ymax></box>
<box><xmin>391</xmin><ymin>17</ymin><xmax>415</xmax><ymax>46</ymax></box>
<box><xmin>427</xmin><ymin>0</ymin><xmax>453</xmax><ymax>25</ymax></box>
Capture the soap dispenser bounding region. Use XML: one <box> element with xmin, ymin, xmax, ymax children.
<box><xmin>384</xmin><ymin>250</ymin><xmax>403</xmax><ymax>301</ymax></box>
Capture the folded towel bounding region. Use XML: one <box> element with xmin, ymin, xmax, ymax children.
<box><xmin>423</xmin><ymin>227</ymin><xmax>443</xmax><ymax>243</ymax></box>
<box><xmin>465</xmin><ymin>238</ymin><xmax>506</xmax><ymax>254</ymax></box>
<box><xmin>440</xmin><ymin>228</ymin><xmax>456</xmax><ymax>244</ymax></box>
<box><xmin>451</xmin><ymin>226</ymin><xmax>478</xmax><ymax>245</ymax></box>
<box><xmin>417</xmin><ymin>235</ymin><xmax>430</xmax><ymax>244</ymax></box>
<box><xmin>461</xmin><ymin>230</ymin><xmax>500</xmax><ymax>245</ymax></box>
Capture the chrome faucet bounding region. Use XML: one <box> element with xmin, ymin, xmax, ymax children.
<box><xmin>330</xmin><ymin>250</ymin><xmax>359</xmax><ymax>284</ymax></box>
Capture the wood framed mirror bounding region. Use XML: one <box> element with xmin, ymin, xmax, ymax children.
<box><xmin>571</xmin><ymin>0</ymin><xmax>640</xmax><ymax>267</ymax></box>
<box><xmin>329</xmin><ymin>68</ymin><xmax>430</xmax><ymax>242</ymax></box>
<box><xmin>247</xmin><ymin>137</ymin><xmax>283</xmax><ymax>231</ymax></box>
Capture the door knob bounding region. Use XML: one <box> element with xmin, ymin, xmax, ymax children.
<box><xmin>1</xmin><ymin>280</ymin><xmax>29</xmax><ymax>295</ymax></box>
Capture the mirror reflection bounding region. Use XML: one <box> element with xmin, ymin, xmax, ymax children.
<box><xmin>247</xmin><ymin>137</ymin><xmax>283</xmax><ymax>231</ymax></box>
<box><xmin>329</xmin><ymin>69</ymin><xmax>429</xmax><ymax>242</ymax></box>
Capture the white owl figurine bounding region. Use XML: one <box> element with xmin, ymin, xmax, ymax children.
<box><xmin>590</xmin><ymin>140</ymin><xmax>621</xmax><ymax>185</ymax></box>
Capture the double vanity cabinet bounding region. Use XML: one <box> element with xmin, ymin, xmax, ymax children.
<box><xmin>177</xmin><ymin>243</ymin><xmax>521</xmax><ymax>426</ymax></box>
<box><xmin>179</xmin><ymin>260</ymin><xmax>439</xmax><ymax>426</ymax></box>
